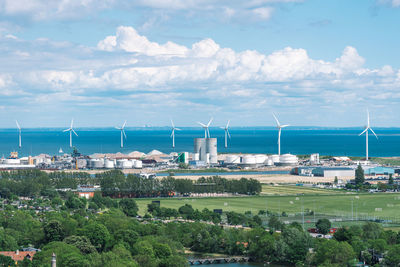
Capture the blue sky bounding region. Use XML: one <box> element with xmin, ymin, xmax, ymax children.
<box><xmin>0</xmin><ymin>0</ymin><xmax>400</xmax><ymax>128</ymax></box>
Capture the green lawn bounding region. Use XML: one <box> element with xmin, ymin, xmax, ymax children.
<box><xmin>261</xmin><ymin>184</ymin><xmax>345</xmax><ymax>195</ymax></box>
<box><xmin>135</xmin><ymin>193</ymin><xmax>400</xmax><ymax>223</ymax></box>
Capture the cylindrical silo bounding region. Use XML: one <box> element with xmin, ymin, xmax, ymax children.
<box><xmin>206</xmin><ymin>138</ymin><xmax>217</xmax><ymax>164</ymax></box>
<box><xmin>194</xmin><ymin>138</ymin><xmax>206</xmax><ymax>162</ymax></box>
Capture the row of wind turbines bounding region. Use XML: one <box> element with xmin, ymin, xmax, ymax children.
<box><xmin>12</xmin><ymin>111</ymin><xmax>377</xmax><ymax>160</ymax></box>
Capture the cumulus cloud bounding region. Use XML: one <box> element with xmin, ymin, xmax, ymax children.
<box><xmin>1</xmin><ymin>25</ymin><xmax>400</xmax><ymax>126</ymax></box>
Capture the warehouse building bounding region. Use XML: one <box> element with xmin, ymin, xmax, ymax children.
<box><xmin>365</xmin><ymin>166</ymin><xmax>394</xmax><ymax>176</ymax></box>
<box><xmin>312</xmin><ymin>167</ymin><xmax>355</xmax><ymax>178</ymax></box>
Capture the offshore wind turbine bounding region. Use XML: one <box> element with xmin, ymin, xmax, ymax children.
<box><xmin>273</xmin><ymin>113</ymin><xmax>289</xmax><ymax>155</ymax></box>
<box><xmin>220</xmin><ymin>120</ymin><xmax>231</xmax><ymax>148</ymax></box>
<box><xmin>63</xmin><ymin>119</ymin><xmax>78</xmax><ymax>148</ymax></box>
<box><xmin>359</xmin><ymin>110</ymin><xmax>378</xmax><ymax>161</ymax></box>
<box><xmin>15</xmin><ymin>120</ymin><xmax>21</xmax><ymax>148</ymax></box>
<box><xmin>170</xmin><ymin>119</ymin><xmax>181</xmax><ymax>148</ymax></box>
<box><xmin>115</xmin><ymin>120</ymin><xmax>127</xmax><ymax>148</ymax></box>
<box><xmin>197</xmin><ymin>117</ymin><xmax>213</xmax><ymax>138</ymax></box>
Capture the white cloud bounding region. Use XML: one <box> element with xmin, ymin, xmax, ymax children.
<box><xmin>1</xmin><ymin>25</ymin><xmax>400</xmax><ymax>126</ymax></box>
<box><xmin>98</xmin><ymin>26</ymin><xmax>188</xmax><ymax>56</ymax></box>
<box><xmin>252</xmin><ymin>7</ymin><xmax>274</xmax><ymax>20</ymax></box>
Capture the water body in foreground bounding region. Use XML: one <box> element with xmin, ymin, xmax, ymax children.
<box><xmin>0</xmin><ymin>127</ymin><xmax>398</xmax><ymax>157</ymax></box>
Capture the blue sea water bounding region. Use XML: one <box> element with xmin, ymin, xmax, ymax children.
<box><xmin>0</xmin><ymin>127</ymin><xmax>398</xmax><ymax>157</ymax></box>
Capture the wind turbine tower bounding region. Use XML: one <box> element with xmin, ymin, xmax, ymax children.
<box><xmin>220</xmin><ymin>120</ymin><xmax>231</xmax><ymax>148</ymax></box>
<box><xmin>15</xmin><ymin>120</ymin><xmax>21</xmax><ymax>148</ymax></box>
<box><xmin>170</xmin><ymin>119</ymin><xmax>181</xmax><ymax>148</ymax></box>
<box><xmin>273</xmin><ymin>113</ymin><xmax>289</xmax><ymax>155</ymax></box>
<box><xmin>197</xmin><ymin>117</ymin><xmax>213</xmax><ymax>138</ymax></box>
<box><xmin>115</xmin><ymin>120</ymin><xmax>127</xmax><ymax>148</ymax></box>
<box><xmin>63</xmin><ymin>119</ymin><xmax>78</xmax><ymax>148</ymax></box>
<box><xmin>359</xmin><ymin>110</ymin><xmax>378</xmax><ymax>161</ymax></box>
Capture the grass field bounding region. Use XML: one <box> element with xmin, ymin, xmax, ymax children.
<box><xmin>135</xmin><ymin>193</ymin><xmax>400</xmax><ymax>223</ymax></box>
<box><xmin>260</xmin><ymin>184</ymin><xmax>345</xmax><ymax>195</ymax></box>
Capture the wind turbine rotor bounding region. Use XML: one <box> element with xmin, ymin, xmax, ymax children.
<box><xmin>369</xmin><ymin>127</ymin><xmax>378</xmax><ymax>139</ymax></box>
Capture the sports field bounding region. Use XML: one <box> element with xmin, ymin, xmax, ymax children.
<box><xmin>260</xmin><ymin>184</ymin><xmax>345</xmax><ymax>195</ymax></box>
<box><xmin>135</xmin><ymin>192</ymin><xmax>400</xmax><ymax>222</ymax></box>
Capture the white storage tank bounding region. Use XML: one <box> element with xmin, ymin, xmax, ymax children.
<box><xmin>93</xmin><ymin>159</ymin><xmax>105</xmax><ymax>169</ymax></box>
<box><xmin>242</xmin><ymin>155</ymin><xmax>257</xmax><ymax>165</ymax></box>
<box><xmin>193</xmin><ymin>153</ymin><xmax>200</xmax><ymax>161</ymax></box>
<box><xmin>4</xmin><ymin>158</ymin><xmax>21</xmax><ymax>164</ymax></box>
<box><xmin>271</xmin><ymin>154</ymin><xmax>280</xmax><ymax>163</ymax></box>
<box><xmin>226</xmin><ymin>155</ymin><xmax>241</xmax><ymax>164</ymax></box>
<box><xmin>134</xmin><ymin>160</ymin><xmax>143</xmax><ymax>169</ymax></box>
<box><xmin>116</xmin><ymin>159</ymin><xmax>132</xmax><ymax>169</ymax></box>
<box><xmin>266</xmin><ymin>159</ymin><xmax>274</xmax><ymax>166</ymax></box>
<box><xmin>255</xmin><ymin>154</ymin><xmax>267</xmax><ymax>164</ymax></box>
<box><xmin>279</xmin><ymin>154</ymin><xmax>298</xmax><ymax>166</ymax></box>
<box><xmin>104</xmin><ymin>159</ymin><xmax>115</xmax><ymax>169</ymax></box>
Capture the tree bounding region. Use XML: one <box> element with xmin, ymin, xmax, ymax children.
<box><xmin>275</xmin><ymin>227</ymin><xmax>313</xmax><ymax>264</ymax></box>
<box><xmin>334</xmin><ymin>176</ymin><xmax>338</xmax><ymax>185</ymax></box>
<box><xmin>33</xmin><ymin>241</ymin><xmax>86</xmax><ymax>267</ymax></box>
<box><xmin>362</xmin><ymin>222</ymin><xmax>383</xmax><ymax>240</ymax></box>
<box><xmin>355</xmin><ymin>164</ymin><xmax>365</xmax><ymax>185</ymax></box>
<box><xmin>0</xmin><ymin>254</ymin><xmax>15</xmax><ymax>267</ymax></box>
<box><xmin>333</xmin><ymin>227</ymin><xmax>352</xmax><ymax>242</ymax></box>
<box><xmin>80</xmin><ymin>222</ymin><xmax>111</xmax><ymax>252</ymax></box>
<box><xmin>385</xmin><ymin>244</ymin><xmax>400</xmax><ymax>266</ymax></box>
<box><xmin>44</xmin><ymin>220</ymin><xmax>65</xmax><ymax>242</ymax></box>
<box><xmin>119</xmin><ymin>198</ymin><xmax>138</xmax><ymax>217</ymax></box>
<box><xmin>268</xmin><ymin>215</ymin><xmax>283</xmax><ymax>231</ymax></box>
<box><xmin>316</xmin><ymin>218</ymin><xmax>331</xmax><ymax>235</ymax></box>
<box><xmin>388</xmin><ymin>174</ymin><xmax>394</xmax><ymax>185</ymax></box>
<box><xmin>64</xmin><ymin>235</ymin><xmax>97</xmax><ymax>254</ymax></box>
<box><xmin>313</xmin><ymin>239</ymin><xmax>355</xmax><ymax>266</ymax></box>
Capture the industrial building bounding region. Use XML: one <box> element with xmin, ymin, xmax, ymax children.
<box><xmin>365</xmin><ymin>166</ymin><xmax>395</xmax><ymax>176</ymax></box>
<box><xmin>312</xmin><ymin>167</ymin><xmax>355</xmax><ymax>178</ymax></box>
<box><xmin>194</xmin><ymin>138</ymin><xmax>218</xmax><ymax>164</ymax></box>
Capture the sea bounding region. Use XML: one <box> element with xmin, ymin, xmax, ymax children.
<box><xmin>0</xmin><ymin>127</ymin><xmax>399</xmax><ymax>158</ymax></box>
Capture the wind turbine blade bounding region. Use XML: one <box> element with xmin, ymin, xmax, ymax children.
<box><xmin>227</xmin><ymin>129</ymin><xmax>231</xmax><ymax>139</ymax></box>
<box><xmin>122</xmin><ymin>120</ymin><xmax>127</xmax><ymax>128</ymax></box>
<box><xmin>170</xmin><ymin>119</ymin><xmax>174</xmax><ymax>128</ymax></box>
<box><xmin>115</xmin><ymin>127</ymin><xmax>121</xmax><ymax>130</ymax></box>
<box><xmin>207</xmin><ymin>128</ymin><xmax>211</xmax><ymax>138</ymax></box>
<box><xmin>359</xmin><ymin>128</ymin><xmax>368</xmax><ymax>136</ymax></box>
<box><xmin>175</xmin><ymin>128</ymin><xmax>182</xmax><ymax>131</ymax></box>
<box><xmin>207</xmin><ymin>117</ymin><xmax>213</xmax><ymax>127</ymax></box>
<box><xmin>63</xmin><ymin>128</ymin><xmax>71</xmax><ymax>132</ymax></box>
<box><xmin>170</xmin><ymin>129</ymin><xmax>174</xmax><ymax>138</ymax></box>
<box><xmin>122</xmin><ymin>129</ymin><xmax>127</xmax><ymax>139</ymax></box>
<box><xmin>72</xmin><ymin>129</ymin><xmax>78</xmax><ymax>137</ymax></box>
<box><xmin>367</xmin><ymin>109</ymin><xmax>370</xmax><ymax>128</ymax></box>
<box><xmin>15</xmin><ymin>120</ymin><xmax>20</xmax><ymax>130</ymax></box>
<box><xmin>369</xmin><ymin>128</ymin><xmax>378</xmax><ymax>139</ymax></box>
<box><xmin>226</xmin><ymin>120</ymin><xmax>230</xmax><ymax>129</ymax></box>
<box><xmin>281</xmin><ymin>124</ymin><xmax>290</xmax><ymax>128</ymax></box>
<box><xmin>197</xmin><ymin>122</ymin><xmax>206</xmax><ymax>127</ymax></box>
<box><xmin>70</xmin><ymin>119</ymin><xmax>74</xmax><ymax>128</ymax></box>
<box><xmin>220</xmin><ymin>127</ymin><xmax>225</xmax><ymax>130</ymax></box>
<box><xmin>272</xmin><ymin>113</ymin><xmax>280</xmax><ymax>126</ymax></box>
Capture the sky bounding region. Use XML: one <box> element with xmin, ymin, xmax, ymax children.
<box><xmin>0</xmin><ymin>0</ymin><xmax>400</xmax><ymax>128</ymax></box>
